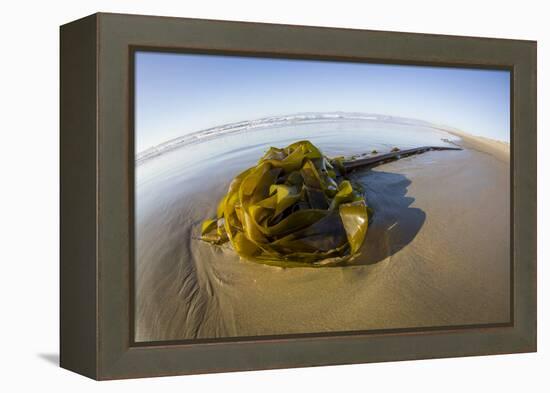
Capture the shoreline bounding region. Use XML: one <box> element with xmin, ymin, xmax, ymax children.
<box><xmin>135</xmin><ymin>130</ymin><xmax>511</xmax><ymax>342</ymax></box>
<box><xmin>440</xmin><ymin>128</ymin><xmax>510</xmax><ymax>162</ymax></box>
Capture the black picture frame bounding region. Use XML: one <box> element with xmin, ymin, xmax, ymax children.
<box><xmin>60</xmin><ymin>12</ymin><xmax>537</xmax><ymax>380</ymax></box>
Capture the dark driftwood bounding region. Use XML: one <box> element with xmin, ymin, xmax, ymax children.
<box><xmin>343</xmin><ymin>146</ymin><xmax>462</xmax><ymax>171</ymax></box>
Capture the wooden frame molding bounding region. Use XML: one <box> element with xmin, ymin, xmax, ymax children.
<box><xmin>60</xmin><ymin>12</ymin><xmax>536</xmax><ymax>380</ymax></box>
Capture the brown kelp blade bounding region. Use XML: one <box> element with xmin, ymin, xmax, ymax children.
<box><xmin>200</xmin><ymin>140</ymin><xmax>369</xmax><ymax>266</ymax></box>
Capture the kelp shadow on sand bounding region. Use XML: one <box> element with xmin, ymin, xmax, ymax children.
<box><xmin>350</xmin><ymin>169</ymin><xmax>426</xmax><ymax>266</ymax></box>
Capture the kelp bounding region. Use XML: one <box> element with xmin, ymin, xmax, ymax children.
<box><xmin>200</xmin><ymin>140</ymin><xmax>371</xmax><ymax>267</ymax></box>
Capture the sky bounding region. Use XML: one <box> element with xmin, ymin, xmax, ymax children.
<box><xmin>135</xmin><ymin>51</ymin><xmax>510</xmax><ymax>153</ymax></box>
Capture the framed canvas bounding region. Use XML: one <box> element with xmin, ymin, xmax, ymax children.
<box><xmin>60</xmin><ymin>12</ymin><xmax>537</xmax><ymax>380</ymax></box>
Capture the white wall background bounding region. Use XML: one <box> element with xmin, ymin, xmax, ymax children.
<box><xmin>0</xmin><ymin>0</ymin><xmax>546</xmax><ymax>391</ymax></box>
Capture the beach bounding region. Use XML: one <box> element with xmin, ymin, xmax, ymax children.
<box><xmin>134</xmin><ymin>127</ymin><xmax>510</xmax><ymax>342</ymax></box>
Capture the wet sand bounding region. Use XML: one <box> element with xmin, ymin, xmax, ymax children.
<box><xmin>135</xmin><ymin>131</ymin><xmax>510</xmax><ymax>341</ymax></box>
